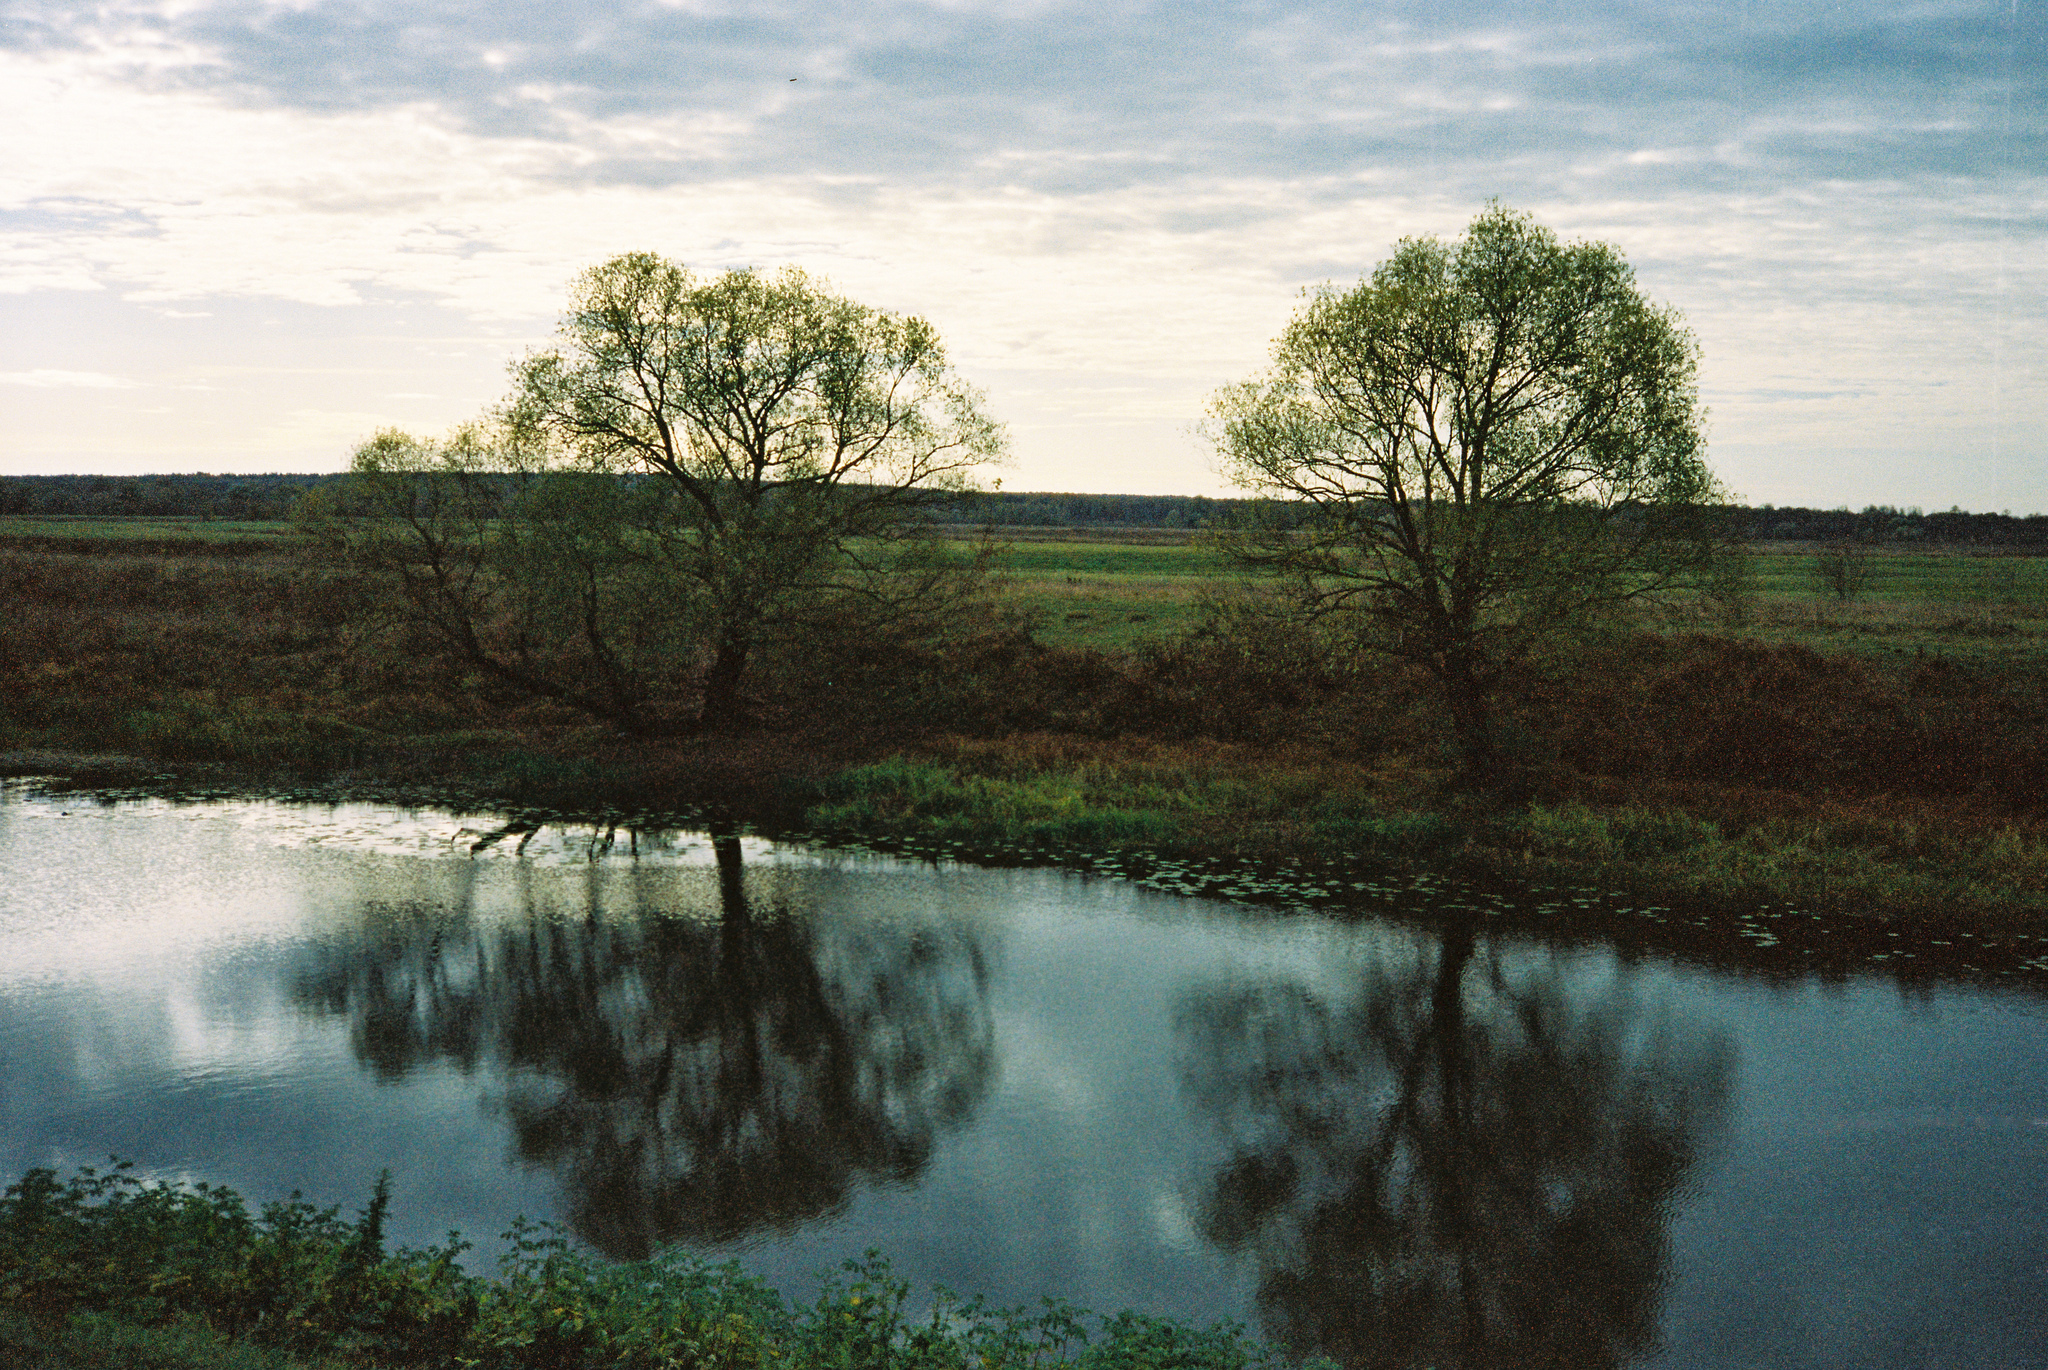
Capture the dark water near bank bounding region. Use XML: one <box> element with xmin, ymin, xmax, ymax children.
<box><xmin>3</xmin><ymin>787</ymin><xmax>2046</xmax><ymax>1368</ymax></box>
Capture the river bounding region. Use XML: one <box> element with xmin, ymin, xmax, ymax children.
<box><xmin>2</xmin><ymin>784</ymin><xmax>2044</xmax><ymax>1367</ymax></box>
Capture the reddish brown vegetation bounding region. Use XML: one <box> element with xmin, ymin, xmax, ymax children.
<box><xmin>1540</xmin><ymin>635</ymin><xmax>2048</xmax><ymax>810</ymax></box>
<box><xmin>2</xmin><ymin>540</ymin><xmax>2042</xmax><ymax>921</ymax></box>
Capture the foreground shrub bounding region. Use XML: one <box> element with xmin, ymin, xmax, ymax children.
<box><xmin>0</xmin><ymin>1164</ymin><xmax>1305</xmax><ymax>1370</ymax></box>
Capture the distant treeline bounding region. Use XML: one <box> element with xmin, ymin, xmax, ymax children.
<box><xmin>0</xmin><ymin>473</ymin><xmax>338</xmax><ymax>521</ymax></box>
<box><xmin>2</xmin><ymin>474</ymin><xmax>2045</xmax><ymax>546</ymax></box>
<box><xmin>935</xmin><ymin>491</ymin><xmax>1236</xmax><ymax>528</ymax></box>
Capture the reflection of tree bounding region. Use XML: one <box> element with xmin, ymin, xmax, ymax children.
<box><xmin>297</xmin><ymin>829</ymin><xmax>996</xmax><ymax>1258</ymax></box>
<box><xmin>1178</xmin><ymin>919</ymin><xmax>1734</xmax><ymax>1370</ymax></box>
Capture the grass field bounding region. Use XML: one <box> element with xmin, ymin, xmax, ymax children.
<box><xmin>0</xmin><ymin>515</ymin><xmax>297</xmax><ymax>541</ymax></box>
<box><xmin>989</xmin><ymin>531</ymin><xmax>1233</xmax><ymax>648</ymax></box>
<box><xmin>1734</xmin><ymin>543</ymin><xmax>2048</xmax><ymax>668</ymax></box>
<box><xmin>3</xmin><ymin>514</ymin><xmax>2046</xmax><ymax>929</ymax></box>
<box><xmin>990</xmin><ymin>530</ymin><xmax>2048</xmax><ymax>661</ymax></box>
<box><xmin>6</xmin><ymin>515</ymin><xmax>2045</xmax><ymax>661</ymax></box>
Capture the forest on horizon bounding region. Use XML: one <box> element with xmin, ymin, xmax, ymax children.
<box><xmin>2</xmin><ymin>472</ymin><xmax>2046</xmax><ymax>547</ymax></box>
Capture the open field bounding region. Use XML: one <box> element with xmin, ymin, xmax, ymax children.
<box><xmin>0</xmin><ymin>515</ymin><xmax>297</xmax><ymax>541</ymax></box>
<box><xmin>4</xmin><ymin>513</ymin><xmax>2044</xmax><ymax>659</ymax></box>
<box><xmin>990</xmin><ymin>532</ymin><xmax>1232</xmax><ymax>647</ymax></box>
<box><xmin>2</xmin><ymin>515</ymin><xmax>2045</xmax><ymax>932</ymax></box>
<box><xmin>4</xmin><ymin>512</ymin><xmax>2045</xmax><ymax>659</ymax></box>
<box><xmin>989</xmin><ymin>531</ymin><xmax>2048</xmax><ymax>659</ymax></box>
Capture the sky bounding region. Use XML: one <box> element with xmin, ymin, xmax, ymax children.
<box><xmin>1</xmin><ymin>0</ymin><xmax>2042</xmax><ymax>510</ymax></box>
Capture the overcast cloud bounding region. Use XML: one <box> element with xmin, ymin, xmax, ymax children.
<box><xmin>1</xmin><ymin>0</ymin><xmax>2041</xmax><ymax>506</ymax></box>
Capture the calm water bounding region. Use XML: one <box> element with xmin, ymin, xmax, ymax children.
<box><xmin>3</xmin><ymin>786</ymin><xmax>2046</xmax><ymax>1368</ymax></box>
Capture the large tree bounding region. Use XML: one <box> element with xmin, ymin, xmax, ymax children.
<box><xmin>503</xmin><ymin>254</ymin><xmax>1007</xmax><ymax>728</ymax></box>
<box><xmin>311</xmin><ymin>255</ymin><xmax>1005</xmax><ymax>733</ymax></box>
<box><xmin>1208</xmin><ymin>204</ymin><xmax>1736</xmax><ymax>777</ymax></box>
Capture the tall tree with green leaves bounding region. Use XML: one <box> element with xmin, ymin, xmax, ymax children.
<box><xmin>504</xmin><ymin>254</ymin><xmax>1007</xmax><ymax>729</ymax></box>
<box><xmin>310</xmin><ymin>256</ymin><xmax>1006</xmax><ymax>733</ymax></box>
<box><xmin>1208</xmin><ymin>204</ymin><xmax>1736</xmax><ymax>779</ymax></box>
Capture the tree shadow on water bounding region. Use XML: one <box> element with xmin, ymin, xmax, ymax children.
<box><xmin>1176</xmin><ymin>918</ymin><xmax>1736</xmax><ymax>1369</ymax></box>
<box><xmin>295</xmin><ymin>827</ymin><xmax>998</xmax><ymax>1259</ymax></box>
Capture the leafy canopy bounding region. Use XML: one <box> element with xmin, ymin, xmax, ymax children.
<box><xmin>504</xmin><ymin>253</ymin><xmax>1003</xmax><ymax>521</ymax></box>
<box><xmin>1208</xmin><ymin>203</ymin><xmax>1736</xmax><ymax>769</ymax></box>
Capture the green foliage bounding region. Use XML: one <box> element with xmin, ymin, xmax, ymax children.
<box><xmin>500</xmin><ymin>254</ymin><xmax>1009</xmax><ymax>727</ymax></box>
<box><xmin>1209</xmin><ymin>203</ymin><xmax>1736</xmax><ymax>776</ymax></box>
<box><xmin>119</xmin><ymin>697</ymin><xmax>376</xmax><ymax>766</ymax></box>
<box><xmin>813</xmin><ymin>757</ymin><xmax>1183</xmax><ymax>849</ymax></box>
<box><xmin>0</xmin><ymin>1308</ymin><xmax>349</xmax><ymax>1369</ymax></box>
<box><xmin>1808</xmin><ymin>540</ymin><xmax>1874</xmax><ymax>601</ymax></box>
<box><xmin>1</xmin><ymin>1165</ymin><xmax>1303</xmax><ymax>1370</ymax></box>
<box><xmin>0</xmin><ymin>1163</ymin><xmax>476</xmax><ymax>1366</ymax></box>
<box><xmin>1308</xmin><ymin>808</ymin><xmax>1459</xmax><ymax>857</ymax></box>
<box><xmin>1520</xmin><ymin>804</ymin><xmax>1722</xmax><ymax>860</ymax></box>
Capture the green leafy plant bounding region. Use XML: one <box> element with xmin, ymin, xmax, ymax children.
<box><xmin>2</xmin><ymin>1165</ymin><xmax>1309</xmax><ymax>1370</ymax></box>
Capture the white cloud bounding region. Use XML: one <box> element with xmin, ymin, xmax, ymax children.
<box><xmin>0</xmin><ymin>368</ymin><xmax>142</xmax><ymax>388</ymax></box>
<box><xmin>0</xmin><ymin>0</ymin><xmax>2041</xmax><ymax>506</ymax></box>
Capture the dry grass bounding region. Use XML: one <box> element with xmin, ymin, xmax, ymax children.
<box><xmin>4</xmin><ymin>536</ymin><xmax>2044</xmax><ymax>929</ymax></box>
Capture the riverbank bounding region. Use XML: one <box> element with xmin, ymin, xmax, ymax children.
<box><xmin>2</xmin><ymin>533</ymin><xmax>2044</xmax><ymax>955</ymax></box>
<box><xmin>8</xmin><ymin>723</ymin><xmax>2046</xmax><ymax>985</ymax></box>
<box><xmin>12</xmin><ymin>725</ymin><xmax>2046</xmax><ymax>930</ymax></box>
<box><xmin>804</xmin><ymin>736</ymin><xmax>2048</xmax><ymax>931</ymax></box>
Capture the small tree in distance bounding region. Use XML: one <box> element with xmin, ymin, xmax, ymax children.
<box><xmin>1809</xmin><ymin>540</ymin><xmax>1875</xmax><ymax>602</ymax></box>
<box><xmin>1208</xmin><ymin>203</ymin><xmax>1739</xmax><ymax>784</ymax></box>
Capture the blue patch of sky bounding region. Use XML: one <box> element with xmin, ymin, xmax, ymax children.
<box><xmin>7</xmin><ymin>0</ymin><xmax>2035</xmax><ymax>194</ymax></box>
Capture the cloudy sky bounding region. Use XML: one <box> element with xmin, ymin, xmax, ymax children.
<box><xmin>1</xmin><ymin>0</ymin><xmax>2042</xmax><ymax>509</ymax></box>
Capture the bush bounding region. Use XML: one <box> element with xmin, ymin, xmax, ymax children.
<box><xmin>2</xmin><ymin>1164</ymin><xmax>1308</xmax><ymax>1370</ymax></box>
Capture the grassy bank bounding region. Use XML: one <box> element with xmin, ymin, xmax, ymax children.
<box><xmin>806</xmin><ymin>736</ymin><xmax>2048</xmax><ymax>933</ymax></box>
<box><xmin>0</xmin><ymin>1164</ymin><xmax>1294</xmax><ymax>1370</ymax></box>
<box><xmin>1</xmin><ymin>526</ymin><xmax>2044</xmax><ymax>947</ymax></box>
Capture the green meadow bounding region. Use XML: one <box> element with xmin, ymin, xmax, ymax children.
<box><xmin>8</xmin><ymin>514</ymin><xmax>2041</xmax><ymax>654</ymax></box>
<box><xmin>990</xmin><ymin>531</ymin><xmax>2048</xmax><ymax>661</ymax></box>
<box><xmin>0</xmin><ymin>515</ymin><xmax>298</xmax><ymax>543</ymax></box>
<box><xmin>986</xmin><ymin>531</ymin><xmax>1233</xmax><ymax>648</ymax></box>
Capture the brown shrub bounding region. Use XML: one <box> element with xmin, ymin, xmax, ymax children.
<box><xmin>1535</xmin><ymin>634</ymin><xmax>2048</xmax><ymax>806</ymax></box>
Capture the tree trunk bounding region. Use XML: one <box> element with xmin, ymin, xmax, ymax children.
<box><xmin>699</xmin><ymin>634</ymin><xmax>752</xmax><ymax>730</ymax></box>
<box><xmin>1441</xmin><ymin>657</ymin><xmax>1498</xmax><ymax>789</ymax></box>
<box><xmin>712</xmin><ymin>828</ymin><xmax>750</xmax><ymax>926</ymax></box>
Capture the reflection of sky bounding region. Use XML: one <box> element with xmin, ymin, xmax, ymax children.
<box><xmin>1658</xmin><ymin>975</ymin><xmax>2048</xmax><ymax>1365</ymax></box>
<box><xmin>0</xmin><ymin>0</ymin><xmax>2041</xmax><ymax>509</ymax></box>
<box><xmin>3</xmin><ymin>788</ymin><xmax>2048</xmax><ymax>1364</ymax></box>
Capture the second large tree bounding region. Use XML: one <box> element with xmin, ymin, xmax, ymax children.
<box><xmin>1209</xmin><ymin>205</ymin><xmax>1733</xmax><ymax>779</ymax></box>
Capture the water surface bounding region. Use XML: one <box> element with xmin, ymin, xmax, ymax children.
<box><xmin>2</xmin><ymin>786</ymin><xmax>2045</xmax><ymax>1367</ymax></box>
